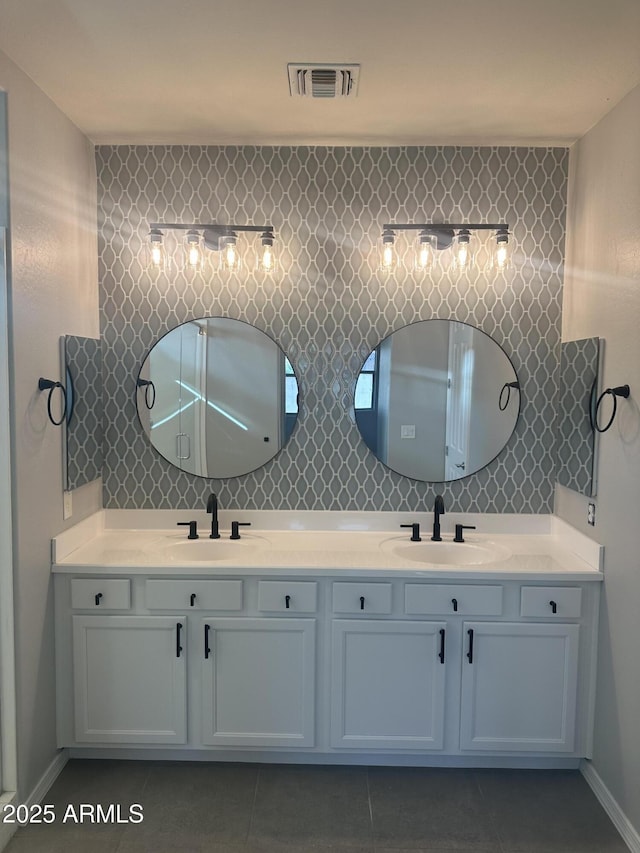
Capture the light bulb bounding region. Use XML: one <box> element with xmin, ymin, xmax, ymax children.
<box><xmin>493</xmin><ymin>229</ymin><xmax>510</xmax><ymax>270</ymax></box>
<box><xmin>455</xmin><ymin>229</ymin><xmax>472</xmax><ymax>270</ymax></box>
<box><xmin>380</xmin><ymin>228</ymin><xmax>396</xmax><ymax>271</ymax></box>
<box><xmin>258</xmin><ymin>231</ymin><xmax>276</xmax><ymax>273</ymax></box>
<box><xmin>226</xmin><ymin>242</ymin><xmax>236</xmax><ymax>268</ymax></box>
<box><xmin>185</xmin><ymin>230</ymin><xmax>201</xmax><ymax>270</ymax></box>
<box><xmin>148</xmin><ymin>229</ymin><xmax>165</xmax><ymax>269</ymax></box>
<box><xmin>415</xmin><ymin>231</ymin><xmax>434</xmax><ymax>271</ymax></box>
<box><xmin>262</xmin><ymin>244</ymin><xmax>273</xmax><ymax>271</ymax></box>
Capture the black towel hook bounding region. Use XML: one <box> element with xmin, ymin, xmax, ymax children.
<box><xmin>38</xmin><ymin>377</ymin><xmax>67</xmax><ymax>426</ymax></box>
<box><xmin>136</xmin><ymin>378</ymin><xmax>156</xmax><ymax>410</ymax></box>
<box><xmin>594</xmin><ymin>384</ymin><xmax>631</xmax><ymax>433</ymax></box>
<box><xmin>499</xmin><ymin>380</ymin><xmax>520</xmax><ymax>411</ymax></box>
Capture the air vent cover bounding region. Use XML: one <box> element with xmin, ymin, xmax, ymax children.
<box><xmin>287</xmin><ymin>63</ymin><xmax>360</xmax><ymax>98</ymax></box>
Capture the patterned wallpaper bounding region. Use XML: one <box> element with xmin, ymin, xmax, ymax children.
<box><xmin>64</xmin><ymin>334</ymin><xmax>103</xmax><ymax>490</ymax></box>
<box><xmin>555</xmin><ymin>337</ymin><xmax>599</xmax><ymax>497</ymax></box>
<box><xmin>97</xmin><ymin>145</ymin><xmax>567</xmax><ymax>512</ymax></box>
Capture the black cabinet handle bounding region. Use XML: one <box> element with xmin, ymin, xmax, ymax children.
<box><xmin>467</xmin><ymin>628</ymin><xmax>474</xmax><ymax>663</ymax></box>
<box><xmin>176</xmin><ymin>622</ymin><xmax>183</xmax><ymax>658</ymax></box>
<box><xmin>94</xmin><ymin>593</ymin><xmax>103</xmax><ymax>606</ymax></box>
<box><xmin>204</xmin><ymin>624</ymin><xmax>211</xmax><ymax>659</ymax></box>
<box><xmin>550</xmin><ymin>600</ymin><xmax>557</xmax><ymax>614</ymax></box>
<box><xmin>438</xmin><ymin>628</ymin><xmax>445</xmax><ymax>664</ymax></box>
<box><xmin>190</xmin><ymin>593</ymin><xmax>197</xmax><ymax>607</ymax></box>
<box><xmin>285</xmin><ymin>594</ymin><xmax>291</xmax><ymax>609</ymax></box>
<box><xmin>360</xmin><ymin>596</ymin><xmax>365</xmax><ymax>611</ymax></box>
<box><xmin>451</xmin><ymin>597</ymin><xmax>458</xmax><ymax>612</ymax></box>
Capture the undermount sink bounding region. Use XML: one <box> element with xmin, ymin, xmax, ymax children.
<box><xmin>381</xmin><ymin>538</ymin><xmax>511</xmax><ymax>566</ymax></box>
<box><xmin>166</xmin><ymin>537</ymin><xmax>263</xmax><ymax>562</ymax></box>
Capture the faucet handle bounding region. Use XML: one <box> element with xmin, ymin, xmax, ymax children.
<box><xmin>177</xmin><ymin>520</ymin><xmax>199</xmax><ymax>540</ymax></box>
<box><xmin>454</xmin><ymin>524</ymin><xmax>476</xmax><ymax>543</ymax></box>
<box><xmin>400</xmin><ymin>523</ymin><xmax>421</xmax><ymax>542</ymax></box>
<box><xmin>230</xmin><ymin>521</ymin><xmax>251</xmax><ymax>540</ymax></box>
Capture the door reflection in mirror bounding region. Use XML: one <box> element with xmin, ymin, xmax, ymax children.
<box><xmin>354</xmin><ymin>320</ymin><xmax>520</xmax><ymax>482</ymax></box>
<box><xmin>137</xmin><ymin>317</ymin><xmax>299</xmax><ymax>479</ymax></box>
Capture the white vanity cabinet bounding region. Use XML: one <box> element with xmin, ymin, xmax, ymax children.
<box><xmin>72</xmin><ymin>614</ymin><xmax>187</xmax><ymax>744</ymax></box>
<box><xmin>459</xmin><ymin>621</ymin><xmax>580</xmax><ymax>752</ymax></box>
<box><xmin>54</xmin><ymin>568</ymin><xmax>600</xmax><ymax>766</ymax></box>
<box><xmin>201</xmin><ymin>617</ymin><xmax>315</xmax><ymax>747</ymax></box>
<box><xmin>330</xmin><ymin>619</ymin><xmax>446</xmax><ymax>749</ymax></box>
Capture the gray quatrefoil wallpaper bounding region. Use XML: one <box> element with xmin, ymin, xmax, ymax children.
<box><xmin>97</xmin><ymin>145</ymin><xmax>567</xmax><ymax>512</ymax></box>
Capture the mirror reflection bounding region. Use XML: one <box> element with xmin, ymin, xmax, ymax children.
<box><xmin>63</xmin><ymin>335</ymin><xmax>103</xmax><ymax>490</ymax></box>
<box><xmin>136</xmin><ymin>317</ymin><xmax>299</xmax><ymax>478</ymax></box>
<box><xmin>555</xmin><ymin>337</ymin><xmax>601</xmax><ymax>497</ymax></box>
<box><xmin>355</xmin><ymin>320</ymin><xmax>520</xmax><ymax>482</ymax></box>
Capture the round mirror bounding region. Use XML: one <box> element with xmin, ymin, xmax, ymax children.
<box><xmin>354</xmin><ymin>320</ymin><xmax>520</xmax><ymax>482</ymax></box>
<box><xmin>136</xmin><ymin>317</ymin><xmax>299</xmax><ymax>478</ymax></box>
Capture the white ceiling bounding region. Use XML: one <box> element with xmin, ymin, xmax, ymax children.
<box><xmin>1</xmin><ymin>0</ymin><xmax>640</xmax><ymax>145</ymax></box>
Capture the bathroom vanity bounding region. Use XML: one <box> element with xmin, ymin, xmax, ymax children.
<box><xmin>52</xmin><ymin>512</ymin><xmax>603</xmax><ymax>768</ymax></box>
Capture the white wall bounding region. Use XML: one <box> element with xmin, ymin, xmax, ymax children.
<box><xmin>0</xmin><ymin>50</ymin><xmax>100</xmax><ymax>800</ymax></box>
<box><xmin>557</xmin><ymin>83</ymin><xmax>640</xmax><ymax>832</ymax></box>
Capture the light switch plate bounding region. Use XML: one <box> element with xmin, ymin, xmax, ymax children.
<box><xmin>587</xmin><ymin>503</ymin><xmax>596</xmax><ymax>526</ymax></box>
<box><xmin>63</xmin><ymin>491</ymin><xmax>73</xmax><ymax>520</ymax></box>
<box><xmin>400</xmin><ymin>425</ymin><xmax>416</xmax><ymax>439</ymax></box>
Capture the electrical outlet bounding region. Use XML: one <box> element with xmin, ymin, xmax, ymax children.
<box><xmin>63</xmin><ymin>491</ymin><xmax>73</xmax><ymax>520</ymax></box>
<box><xmin>587</xmin><ymin>502</ymin><xmax>596</xmax><ymax>526</ymax></box>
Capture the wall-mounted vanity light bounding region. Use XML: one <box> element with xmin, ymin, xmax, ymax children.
<box><xmin>380</xmin><ymin>223</ymin><xmax>510</xmax><ymax>273</ymax></box>
<box><xmin>148</xmin><ymin>222</ymin><xmax>277</xmax><ymax>273</ymax></box>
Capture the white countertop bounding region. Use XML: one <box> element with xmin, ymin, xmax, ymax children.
<box><xmin>52</xmin><ymin>511</ymin><xmax>604</xmax><ymax>581</ymax></box>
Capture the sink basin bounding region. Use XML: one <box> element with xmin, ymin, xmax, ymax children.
<box><xmin>166</xmin><ymin>538</ymin><xmax>263</xmax><ymax>562</ymax></box>
<box><xmin>381</xmin><ymin>538</ymin><xmax>511</xmax><ymax>566</ymax></box>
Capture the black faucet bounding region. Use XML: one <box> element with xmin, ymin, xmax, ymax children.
<box><xmin>207</xmin><ymin>493</ymin><xmax>220</xmax><ymax>539</ymax></box>
<box><xmin>431</xmin><ymin>494</ymin><xmax>445</xmax><ymax>541</ymax></box>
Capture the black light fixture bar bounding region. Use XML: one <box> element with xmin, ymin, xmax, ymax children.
<box><xmin>383</xmin><ymin>223</ymin><xmax>508</xmax><ymax>231</ymax></box>
<box><xmin>149</xmin><ymin>222</ymin><xmax>273</xmax><ymax>234</ymax></box>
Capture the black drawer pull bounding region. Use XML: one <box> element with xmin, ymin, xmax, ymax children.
<box><xmin>438</xmin><ymin>628</ymin><xmax>445</xmax><ymax>664</ymax></box>
<box><xmin>451</xmin><ymin>597</ymin><xmax>458</xmax><ymax>612</ymax></box>
<box><xmin>94</xmin><ymin>593</ymin><xmax>103</xmax><ymax>606</ymax></box>
<box><xmin>550</xmin><ymin>600</ymin><xmax>557</xmax><ymax>614</ymax></box>
<box><xmin>467</xmin><ymin>628</ymin><xmax>474</xmax><ymax>663</ymax></box>
<box><xmin>176</xmin><ymin>622</ymin><xmax>183</xmax><ymax>658</ymax></box>
<box><xmin>285</xmin><ymin>594</ymin><xmax>291</xmax><ymax>609</ymax></box>
<box><xmin>204</xmin><ymin>624</ymin><xmax>211</xmax><ymax>659</ymax></box>
<box><xmin>360</xmin><ymin>596</ymin><xmax>365</xmax><ymax>611</ymax></box>
<box><xmin>190</xmin><ymin>593</ymin><xmax>197</xmax><ymax>607</ymax></box>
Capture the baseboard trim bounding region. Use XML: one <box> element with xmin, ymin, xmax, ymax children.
<box><xmin>24</xmin><ymin>749</ymin><xmax>69</xmax><ymax>808</ymax></box>
<box><xmin>0</xmin><ymin>791</ymin><xmax>17</xmax><ymax>852</ymax></box>
<box><xmin>581</xmin><ymin>759</ymin><xmax>640</xmax><ymax>853</ymax></box>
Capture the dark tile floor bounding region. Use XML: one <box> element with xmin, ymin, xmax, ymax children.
<box><xmin>3</xmin><ymin>760</ymin><xmax>629</xmax><ymax>853</ymax></box>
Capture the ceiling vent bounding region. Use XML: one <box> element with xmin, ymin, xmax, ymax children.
<box><xmin>287</xmin><ymin>63</ymin><xmax>360</xmax><ymax>98</ymax></box>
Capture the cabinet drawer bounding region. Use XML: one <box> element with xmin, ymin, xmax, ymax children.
<box><xmin>145</xmin><ymin>580</ymin><xmax>242</xmax><ymax>611</ymax></box>
<box><xmin>258</xmin><ymin>581</ymin><xmax>317</xmax><ymax>613</ymax></box>
<box><xmin>405</xmin><ymin>584</ymin><xmax>503</xmax><ymax>616</ymax></box>
<box><xmin>332</xmin><ymin>582</ymin><xmax>392</xmax><ymax>614</ymax></box>
<box><xmin>71</xmin><ymin>578</ymin><xmax>131</xmax><ymax>610</ymax></box>
<box><xmin>521</xmin><ymin>586</ymin><xmax>582</xmax><ymax>618</ymax></box>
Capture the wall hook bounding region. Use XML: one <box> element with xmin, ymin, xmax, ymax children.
<box><xmin>499</xmin><ymin>381</ymin><xmax>520</xmax><ymax>411</ymax></box>
<box><xmin>594</xmin><ymin>384</ymin><xmax>631</xmax><ymax>433</ymax></box>
<box><xmin>136</xmin><ymin>378</ymin><xmax>156</xmax><ymax>409</ymax></box>
<box><xmin>38</xmin><ymin>377</ymin><xmax>67</xmax><ymax>426</ymax></box>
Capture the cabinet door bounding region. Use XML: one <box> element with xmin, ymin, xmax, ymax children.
<box><xmin>201</xmin><ymin>618</ymin><xmax>315</xmax><ymax>747</ymax></box>
<box><xmin>72</xmin><ymin>615</ymin><xmax>187</xmax><ymax>744</ymax></box>
<box><xmin>460</xmin><ymin>622</ymin><xmax>579</xmax><ymax>752</ymax></box>
<box><xmin>331</xmin><ymin>620</ymin><xmax>446</xmax><ymax>750</ymax></box>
